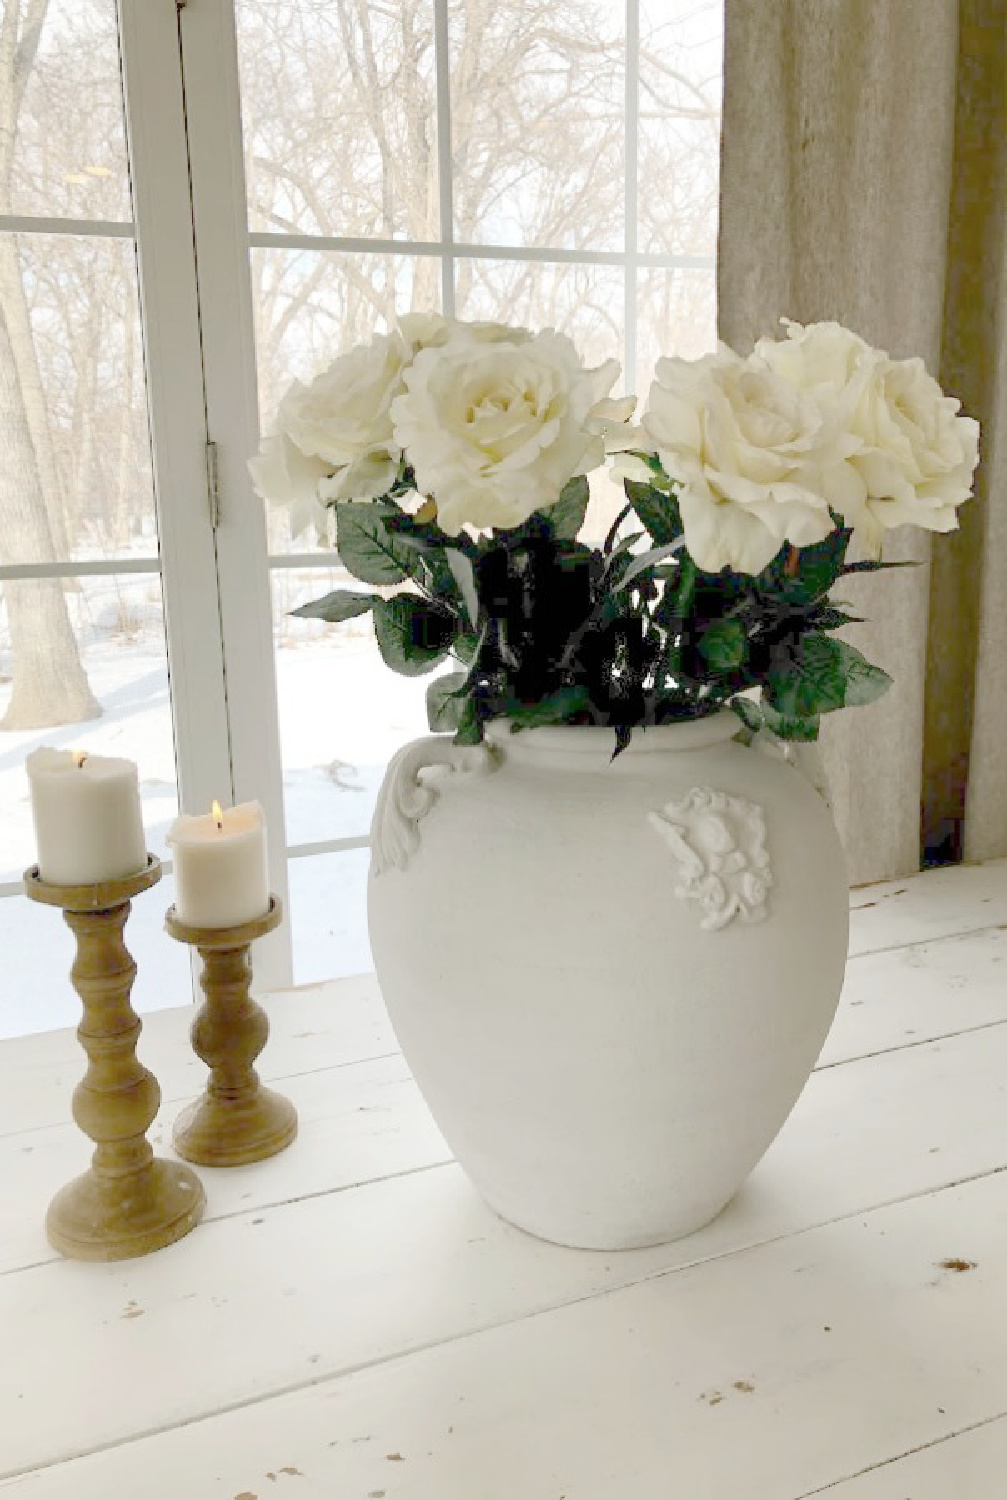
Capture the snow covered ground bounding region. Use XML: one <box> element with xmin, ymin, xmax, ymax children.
<box><xmin>0</xmin><ymin>590</ymin><xmax>439</xmax><ymax>1038</ymax></box>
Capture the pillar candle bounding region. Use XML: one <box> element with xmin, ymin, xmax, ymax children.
<box><xmin>167</xmin><ymin>801</ymin><xmax>270</xmax><ymax>929</ymax></box>
<box><xmin>26</xmin><ymin>748</ymin><xmax>148</xmax><ymax>886</ymax></box>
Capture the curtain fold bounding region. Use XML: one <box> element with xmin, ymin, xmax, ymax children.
<box><xmin>717</xmin><ymin>0</ymin><xmax>1006</xmax><ymax>884</ymax></box>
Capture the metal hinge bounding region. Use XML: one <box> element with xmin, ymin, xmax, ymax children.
<box><xmin>205</xmin><ymin>440</ymin><xmax>220</xmax><ymax>529</ymax></box>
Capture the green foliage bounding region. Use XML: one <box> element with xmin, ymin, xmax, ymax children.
<box><xmin>547</xmin><ymin>475</ymin><xmax>590</xmax><ymax>540</ymax></box>
<box><xmin>500</xmin><ymin>685</ymin><xmax>592</xmax><ymax>728</ymax></box>
<box><xmin>766</xmin><ymin>633</ymin><xmax>892</xmax><ymax>719</ymax></box>
<box><xmin>289</xmin><ymin>482</ymin><xmax>897</xmax><ymax>750</ymax></box>
<box><xmin>336</xmin><ymin>503</ymin><xmax>419</xmax><ymax>585</ymax></box>
<box><xmin>426</xmin><ymin>671</ymin><xmax>468</xmax><ymax>732</ymax></box>
<box><xmin>372</xmin><ymin>594</ymin><xmax>457</xmax><ymax>676</ymax></box>
<box><xmin>697</xmin><ymin>617</ymin><xmax>748</xmax><ymax>672</ymax></box>
<box><xmin>291</xmin><ymin>590</ymin><xmax>376</xmax><ymax>623</ymax></box>
<box><xmin>623</xmin><ymin>479</ymin><xmax>683</xmax><ymax>545</ymax></box>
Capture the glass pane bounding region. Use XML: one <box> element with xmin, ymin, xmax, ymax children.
<box><xmin>0</xmin><ymin>572</ymin><xmax>178</xmax><ymax>884</ymax></box>
<box><xmin>454</xmin><ymin>257</ymin><xmax>624</xmax><ymax>374</ymax></box>
<box><xmin>6</xmin><ymin>0</ymin><xmax>132</xmax><ymax>223</ymax></box>
<box><xmin>638</xmin><ymin>0</ymin><xmax>724</xmax><ymax>257</ymax></box>
<box><xmin>250</xmin><ymin>248</ymin><xmax>441</xmax><ymax>552</ymax></box>
<box><xmin>287</xmin><ymin>848</ymin><xmax>372</xmax><ymax>986</ymax></box>
<box><xmin>449</xmin><ymin>0</ymin><xmax>624</xmax><ymax>250</ymax></box>
<box><xmin>636</xmin><ymin>265</ymin><xmax>717</xmax><ymax>396</ymax></box>
<box><xmin>0</xmin><ymin>233</ymin><xmax>156</xmax><ymax>565</ymax></box>
<box><xmin>272</xmin><ymin>568</ymin><xmax>451</xmax><ymax>848</ymax></box>
<box><xmin>235</xmin><ymin>0</ymin><xmax>439</xmax><ymax>241</ymax></box>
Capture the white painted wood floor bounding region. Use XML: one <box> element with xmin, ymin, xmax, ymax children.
<box><xmin>3</xmin><ymin>860</ymin><xmax>1007</xmax><ymax>1498</ymax></box>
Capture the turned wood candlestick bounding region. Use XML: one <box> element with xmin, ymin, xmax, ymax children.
<box><xmin>164</xmin><ymin>897</ymin><xmax>297</xmax><ymax>1166</ymax></box>
<box><xmin>23</xmin><ymin>857</ymin><xmax>206</xmax><ymax>1261</ymax></box>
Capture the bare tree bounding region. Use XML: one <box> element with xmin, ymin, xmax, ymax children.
<box><xmin>0</xmin><ymin>0</ymin><xmax>98</xmax><ymax>728</ymax></box>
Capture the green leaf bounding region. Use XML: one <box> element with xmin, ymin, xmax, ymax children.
<box><xmin>841</xmin><ymin>557</ymin><xmax>922</xmax><ymax>575</ymax></box>
<box><xmin>452</xmin><ymin>696</ymin><xmax>484</xmax><ymax>746</ymax></box>
<box><xmin>372</xmin><ymin>595</ymin><xmax>456</xmax><ymax>676</ymax></box>
<box><xmin>616</xmin><ymin>539</ymin><xmax>685</xmax><ymax>591</ymax></box>
<box><xmin>730</xmin><ymin>696</ymin><xmax>764</xmax><ymax>736</ymax></box>
<box><xmin>426</xmin><ymin>671</ymin><xmax>468</xmax><ymax>732</ymax></box>
<box><xmin>454</xmin><ymin>630</ymin><xmax>480</xmax><ymax>665</ymax></box>
<box><xmin>291</xmin><ymin>590</ymin><xmax>377</xmax><ymax>623</ymax></box>
<box><xmin>503</xmin><ymin>684</ymin><xmax>591</xmax><ymax>728</ymax></box>
<box><xmin>770</xmin><ymin>527</ymin><xmax>851</xmax><ymax>601</ymax></box>
<box><xmin>761</xmin><ymin>703</ymin><xmax>821</xmax><ymax>741</ymax></box>
<box><xmin>547</xmin><ymin>475</ymin><xmax>590</xmax><ymax>540</ymax></box>
<box><xmin>624</xmin><ymin>479</ymin><xmax>683</xmax><ymax>545</ymax></box>
<box><xmin>697</xmin><ymin>617</ymin><xmax>748</xmax><ymax>672</ymax></box>
<box><xmin>767</xmin><ymin>633</ymin><xmax>893</xmax><ymax>719</ymax></box>
<box><xmin>810</xmin><ymin>605</ymin><xmax>864</xmax><ymax>631</ymax></box>
<box><xmin>336</xmin><ymin>503</ymin><xmax>418</xmax><ymax>585</ymax></box>
<box><xmin>445</xmin><ymin>548</ymin><xmax>480</xmax><ymax>626</ymax></box>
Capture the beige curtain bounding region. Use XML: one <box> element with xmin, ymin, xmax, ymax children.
<box><xmin>717</xmin><ymin>0</ymin><xmax>1006</xmax><ymax>885</ymax></box>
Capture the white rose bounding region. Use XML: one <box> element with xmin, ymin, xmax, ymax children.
<box><xmin>247</xmin><ymin>430</ymin><xmax>332</xmax><ymax>539</ymax></box>
<box><xmin>754</xmin><ymin>321</ymin><xmax>980</xmax><ymax>555</ymax></box>
<box><xmin>641</xmin><ymin>346</ymin><xmax>836</xmax><ymax>574</ymax></box>
<box><xmin>397</xmin><ymin>312</ymin><xmax>531</xmax><ymax>355</ymax></box>
<box><xmin>274</xmin><ymin>330</ymin><xmax>410</xmax><ymax>501</ymax></box>
<box><xmin>833</xmin><ymin>355</ymin><xmax>979</xmax><ymax>555</ymax></box>
<box><xmin>753</xmin><ymin>319</ymin><xmax>875</xmax><ymax>394</ymax></box>
<box><xmin>390</xmin><ymin>328</ymin><xmax>619</xmax><ymax>534</ymax></box>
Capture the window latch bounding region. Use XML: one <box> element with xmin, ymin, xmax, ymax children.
<box><xmin>205</xmin><ymin>440</ymin><xmax>220</xmax><ymax>529</ymax></box>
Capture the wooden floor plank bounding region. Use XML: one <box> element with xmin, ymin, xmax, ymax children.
<box><xmin>3</xmin><ymin>1018</ymin><xmax>1007</xmax><ymax>1475</ymax></box>
<box><xmin>820</xmin><ymin>923</ymin><xmax>1007</xmax><ymax>1067</ymax></box>
<box><xmin>6</xmin><ymin>855</ymin><xmax>1007</xmax><ymax>1139</ymax></box>
<box><xmin>799</xmin><ymin>1413</ymin><xmax>1007</xmax><ymax>1496</ymax></box>
<box><xmin>0</xmin><ymin>975</ymin><xmax>396</xmax><ymax>1138</ymax></box>
<box><xmin>8</xmin><ymin>907</ymin><xmax>1007</xmax><ymax>1144</ymax></box>
<box><xmin>3</xmin><ymin>1170</ymin><xmax>1006</xmax><ymax>1499</ymax></box>
<box><xmin>847</xmin><ymin>857</ymin><xmax>1007</xmax><ymax>956</ymax></box>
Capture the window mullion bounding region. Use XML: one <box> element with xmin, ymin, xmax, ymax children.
<box><xmin>433</xmin><ymin>0</ymin><xmax>456</xmax><ymax>316</ymax></box>
<box><xmin>116</xmin><ymin>0</ymin><xmax>233</xmax><ymax>833</ymax></box>
<box><xmin>625</xmin><ymin>0</ymin><xmax>640</xmax><ymax>398</ymax></box>
<box><xmin>176</xmin><ymin>0</ymin><xmax>292</xmax><ymax>989</ymax></box>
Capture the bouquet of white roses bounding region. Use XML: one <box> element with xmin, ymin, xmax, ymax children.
<box><xmin>250</xmin><ymin>314</ymin><xmax>979</xmax><ymax>751</ymax></box>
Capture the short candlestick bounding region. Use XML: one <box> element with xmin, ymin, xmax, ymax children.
<box><xmin>164</xmin><ymin>897</ymin><xmax>297</xmax><ymax>1166</ymax></box>
<box><xmin>23</xmin><ymin>857</ymin><xmax>205</xmax><ymax>1261</ymax></box>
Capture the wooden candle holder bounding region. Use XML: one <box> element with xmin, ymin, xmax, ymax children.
<box><xmin>164</xmin><ymin>897</ymin><xmax>297</xmax><ymax>1167</ymax></box>
<box><xmin>23</xmin><ymin>857</ymin><xmax>206</xmax><ymax>1262</ymax></box>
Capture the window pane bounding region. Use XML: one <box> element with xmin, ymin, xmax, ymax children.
<box><xmin>636</xmin><ymin>265</ymin><xmax>717</xmax><ymax>395</ymax></box>
<box><xmin>235</xmin><ymin>0</ymin><xmax>439</xmax><ymax>242</ymax></box>
<box><xmin>272</xmin><ymin>569</ymin><xmax>449</xmax><ymax>849</ymax></box>
<box><xmin>0</xmin><ymin>233</ymin><xmax>156</xmax><ymax>566</ymax></box>
<box><xmin>250</xmin><ymin>247</ymin><xmax>441</xmax><ymax>554</ymax></box>
<box><xmin>6</xmin><ymin>0</ymin><xmax>132</xmax><ymax>223</ymax></box>
<box><xmin>638</xmin><ymin>0</ymin><xmax>723</xmax><ymax>257</ymax></box>
<box><xmin>454</xmin><ymin>257</ymin><xmax>624</xmax><ymax>373</ymax></box>
<box><xmin>449</xmin><ymin>0</ymin><xmax>624</xmax><ymax>251</ymax></box>
<box><xmin>287</xmin><ymin>847</ymin><xmax>372</xmax><ymax>985</ymax></box>
<box><xmin>0</xmin><ymin>571</ymin><xmax>178</xmax><ymax>883</ymax></box>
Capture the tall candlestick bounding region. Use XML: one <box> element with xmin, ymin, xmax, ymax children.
<box><xmin>167</xmin><ymin>800</ymin><xmax>270</xmax><ymax>929</ymax></box>
<box><xmin>26</xmin><ymin>747</ymin><xmax>147</xmax><ymax>886</ymax></box>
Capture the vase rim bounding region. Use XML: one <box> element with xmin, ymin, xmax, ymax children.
<box><xmin>484</xmin><ymin>709</ymin><xmax>741</xmax><ymax>758</ymax></box>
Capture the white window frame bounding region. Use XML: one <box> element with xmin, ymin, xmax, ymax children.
<box><xmin>169</xmin><ymin>0</ymin><xmax>718</xmax><ymax>892</ymax></box>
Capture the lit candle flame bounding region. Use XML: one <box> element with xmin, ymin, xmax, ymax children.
<box><xmin>72</xmin><ymin>750</ymin><xmax>88</xmax><ymax>768</ymax></box>
<box><xmin>211</xmin><ymin>799</ymin><xmax>224</xmax><ymax>830</ymax></box>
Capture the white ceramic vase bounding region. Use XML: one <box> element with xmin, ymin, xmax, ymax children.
<box><xmin>367</xmin><ymin>711</ymin><xmax>849</xmax><ymax>1251</ymax></box>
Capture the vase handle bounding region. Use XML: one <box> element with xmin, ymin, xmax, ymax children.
<box><xmin>370</xmin><ymin>735</ymin><xmax>499</xmax><ymax>876</ymax></box>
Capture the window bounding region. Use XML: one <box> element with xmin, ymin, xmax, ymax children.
<box><xmin>0</xmin><ymin>0</ymin><xmax>722</xmax><ymax>1035</ymax></box>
